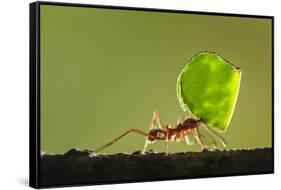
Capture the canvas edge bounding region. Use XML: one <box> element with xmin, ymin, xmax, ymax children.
<box><xmin>271</xmin><ymin>16</ymin><xmax>274</xmax><ymax>174</ymax></box>
<box><xmin>37</xmin><ymin>0</ymin><xmax>274</xmax><ymax>19</ymax></box>
<box><xmin>29</xmin><ymin>2</ymin><xmax>41</xmax><ymax>189</ymax></box>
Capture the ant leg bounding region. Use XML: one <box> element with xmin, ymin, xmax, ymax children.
<box><xmin>141</xmin><ymin>113</ymin><xmax>157</xmax><ymax>154</ymax></box>
<box><xmin>149</xmin><ymin>112</ymin><xmax>157</xmax><ymax>130</ymax></box>
<box><xmin>200</xmin><ymin>133</ymin><xmax>217</xmax><ymax>149</ymax></box>
<box><xmin>154</xmin><ymin>111</ymin><xmax>165</xmax><ymax>130</ymax></box>
<box><xmin>142</xmin><ymin>112</ymin><xmax>162</xmax><ymax>154</ymax></box>
<box><xmin>165</xmin><ymin>137</ymin><xmax>169</xmax><ymax>155</ymax></box>
<box><xmin>185</xmin><ymin>134</ymin><xmax>193</xmax><ymax>145</ymax></box>
<box><xmin>95</xmin><ymin>128</ymin><xmax>149</xmax><ymax>153</ymax></box>
<box><xmin>192</xmin><ymin>128</ymin><xmax>205</xmax><ymax>151</ymax></box>
<box><xmin>201</xmin><ymin>124</ymin><xmax>227</xmax><ymax>147</ymax></box>
<box><xmin>142</xmin><ymin>139</ymin><xmax>149</xmax><ymax>154</ymax></box>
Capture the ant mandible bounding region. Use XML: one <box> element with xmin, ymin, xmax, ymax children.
<box><xmin>95</xmin><ymin>111</ymin><xmax>226</xmax><ymax>155</ymax></box>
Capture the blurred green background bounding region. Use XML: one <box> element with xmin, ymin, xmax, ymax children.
<box><xmin>40</xmin><ymin>5</ymin><xmax>272</xmax><ymax>154</ymax></box>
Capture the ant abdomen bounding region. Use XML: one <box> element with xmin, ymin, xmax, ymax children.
<box><xmin>147</xmin><ymin>129</ymin><xmax>166</xmax><ymax>142</ymax></box>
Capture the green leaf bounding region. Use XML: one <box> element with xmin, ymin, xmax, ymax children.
<box><xmin>177</xmin><ymin>52</ymin><xmax>241</xmax><ymax>132</ymax></box>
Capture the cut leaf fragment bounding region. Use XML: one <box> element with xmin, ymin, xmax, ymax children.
<box><xmin>177</xmin><ymin>52</ymin><xmax>241</xmax><ymax>132</ymax></box>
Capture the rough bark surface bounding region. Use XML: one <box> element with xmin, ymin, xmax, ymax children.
<box><xmin>40</xmin><ymin>148</ymin><xmax>273</xmax><ymax>187</ymax></box>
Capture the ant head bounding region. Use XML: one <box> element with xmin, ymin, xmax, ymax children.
<box><xmin>182</xmin><ymin>117</ymin><xmax>201</xmax><ymax>127</ymax></box>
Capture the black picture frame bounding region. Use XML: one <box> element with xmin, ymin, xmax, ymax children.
<box><xmin>30</xmin><ymin>1</ymin><xmax>274</xmax><ymax>188</ymax></box>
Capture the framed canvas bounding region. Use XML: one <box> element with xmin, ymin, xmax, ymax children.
<box><xmin>29</xmin><ymin>1</ymin><xmax>274</xmax><ymax>188</ymax></box>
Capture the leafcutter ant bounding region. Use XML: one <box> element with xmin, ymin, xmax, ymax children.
<box><xmin>95</xmin><ymin>111</ymin><xmax>227</xmax><ymax>155</ymax></box>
